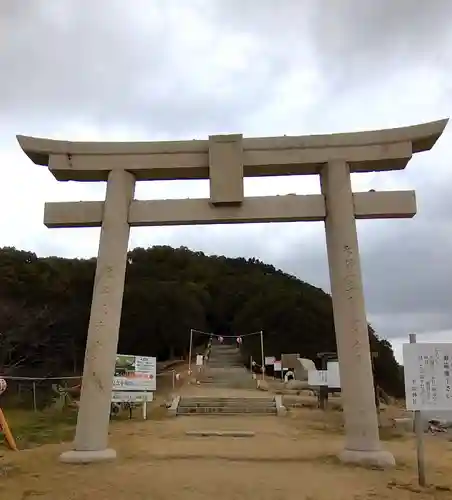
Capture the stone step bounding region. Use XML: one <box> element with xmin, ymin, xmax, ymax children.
<box><xmin>207</xmin><ymin>363</ymin><xmax>243</xmax><ymax>366</ymax></box>
<box><xmin>180</xmin><ymin>399</ymin><xmax>275</xmax><ymax>407</ymax></box>
<box><xmin>208</xmin><ymin>358</ymin><xmax>242</xmax><ymax>362</ymax></box>
<box><xmin>177</xmin><ymin>397</ymin><xmax>277</xmax><ymax>416</ymax></box>
<box><xmin>204</xmin><ymin>367</ymin><xmax>247</xmax><ymax>371</ymax></box>
<box><xmin>201</xmin><ymin>376</ymin><xmax>249</xmax><ymax>381</ymax></box>
<box><xmin>209</xmin><ymin>350</ymin><xmax>240</xmax><ymax>353</ymax></box>
<box><xmin>209</xmin><ymin>348</ymin><xmax>240</xmax><ymax>351</ymax></box>
<box><xmin>207</xmin><ymin>366</ymin><xmax>246</xmax><ymax>369</ymax></box>
<box><xmin>209</xmin><ymin>353</ymin><xmax>241</xmax><ymax>357</ymax></box>
<box><xmin>210</xmin><ymin>346</ymin><xmax>239</xmax><ymax>350</ymax></box>
<box><xmin>200</xmin><ymin>379</ymin><xmax>250</xmax><ymax>382</ymax></box>
<box><xmin>180</xmin><ymin>397</ymin><xmax>273</xmax><ymax>402</ymax></box>
<box><xmin>208</xmin><ymin>353</ymin><xmax>241</xmax><ymax>356</ymax></box>
<box><xmin>201</xmin><ymin>379</ymin><xmax>252</xmax><ymax>384</ymax></box>
<box><xmin>207</xmin><ymin>361</ymin><xmax>243</xmax><ymax>364</ymax></box>
<box><xmin>209</xmin><ymin>351</ymin><xmax>240</xmax><ymax>354</ymax></box>
<box><xmin>209</xmin><ymin>350</ymin><xmax>239</xmax><ymax>353</ymax></box>
<box><xmin>208</xmin><ymin>355</ymin><xmax>241</xmax><ymax>359</ymax></box>
<box><xmin>177</xmin><ymin>407</ymin><xmax>277</xmax><ymax>415</ymax></box>
<box><xmin>209</xmin><ymin>356</ymin><xmax>241</xmax><ymax>359</ymax></box>
<box><xmin>199</xmin><ymin>381</ymin><xmax>257</xmax><ymax>389</ymax></box>
<box><xmin>207</xmin><ymin>358</ymin><xmax>244</xmax><ymax>366</ymax></box>
<box><xmin>202</xmin><ymin>371</ymin><xmax>247</xmax><ymax>376</ymax></box>
<box><xmin>206</xmin><ymin>369</ymin><xmax>246</xmax><ymax>372</ymax></box>
<box><xmin>178</xmin><ymin>403</ymin><xmax>276</xmax><ymax>408</ymax></box>
<box><xmin>207</xmin><ymin>361</ymin><xmax>242</xmax><ymax>363</ymax></box>
<box><xmin>201</xmin><ymin>376</ymin><xmax>249</xmax><ymax>380</ymax></box>
<box><xmin>185</xmin><ymin>430</ymin><xmax>256</xmax><ymax>437</ymax></box>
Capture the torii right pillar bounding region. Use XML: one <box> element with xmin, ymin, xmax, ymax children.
<box><xmin>321</xmin><ymin>159</ymin><xmax>395</xmax><ymax>467</ymax></box>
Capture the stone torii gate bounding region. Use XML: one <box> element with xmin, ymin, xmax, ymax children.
<box><xmin>17</xmin><ymin>118</ymin><xmax>447</xmax><ymax>466</ymax></box>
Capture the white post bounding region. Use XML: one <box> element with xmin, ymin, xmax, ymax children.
<box><xmin>321</xmin><ymin>160</ymin><xmax>394</xmax><ymax>468</ymax></box>
<box><xmin>60</xmin><ymin>169</ymin><xmax>135</xmax><ymax>464</ymax></box>
<box><xmin>188</xmin><ymin>329</ymin><xmax>193</xmax><ymax>373</ymax></box>
<box><xmin>142</xmin><ymin>399</ymin><xmax>147</xmax><ymax>420</ymax></box>
<box><xmin>409</xmin><ymin>333</ymin><xmax>426</xmax><ymax>487</ymax></box>
<box><xmin>260</xmin><ymin>330</ymin><xmax>265</xmax><ymax>381</ymax></box>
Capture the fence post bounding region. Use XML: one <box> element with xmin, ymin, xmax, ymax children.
<box><xmin>32</xmin><ymin>381</ymin><xmax>37</xmax><ymax>412</ymax></box>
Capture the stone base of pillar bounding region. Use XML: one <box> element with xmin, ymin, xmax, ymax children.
<box><xmin>59</xmin><ymin>448</ymin><xmax>117</xmax><ymax>464</ymax></box>
<box><xmin>338</xmin><ymin>448</ymin><xmax>395</xmax><ymax>468</ymax></box>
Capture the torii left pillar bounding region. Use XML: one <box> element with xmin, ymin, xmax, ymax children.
<box><xmin>60</xmin><ymin>169</ymin><xmax>135</xmax><ymax>463</ymax></box>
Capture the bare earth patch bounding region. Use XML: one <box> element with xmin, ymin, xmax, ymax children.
<box><xmin>1</xmin><ymin>405</ymin><xmax>452</xmax><ymax>500</ymax></box>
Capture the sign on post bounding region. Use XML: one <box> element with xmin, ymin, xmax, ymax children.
<box><xmin>273</xmin><ymin>361</ymin><xmax>282</xmax><ymax>371</ymax></box>
<box><xmin>403</xmin><ymin>343</ymin><xmax>452</xmax><ymax>411</ymax></box>
<box><xmin>265</xmin><ymin>356</ymin><xmax>276</xmax><ymax>365</ymax></box>
<box><xmin>326</xmin><ymin>361</ymin><xmax>341</xmax><ymax>389</ymax></box>
<box><xmin>111</xmin><ymin>391</ymin><xmax>154</xmax><ymax>403</ymax></box>
<box><xmin>308</xmin><ymin>362</ymin><xmax>341</xmax><ymax>388</ymax></box>
<box><xmin>308</xmin><ymin>370</ymin><xmax>328</xmax><ymax>386</ymax></box>
<box><xmin>112</xmin><ymin>354</ymin><xmax>156</xmax><ymax>403</ymax></box>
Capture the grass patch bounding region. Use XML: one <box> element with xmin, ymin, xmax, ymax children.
<box><xmin>1</xmin><ymin>403</ymin><xmax>169</xmax><ymax>451</ymax></box>
<box><xmin>1</xmin><ymin>409</ymin><xmax>77</xmax><ymax>449</ymax></box>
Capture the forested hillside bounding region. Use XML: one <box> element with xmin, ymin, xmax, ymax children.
<box><xmin>0</xmin><ymin>245</ymin><xmax>404</xmax><ymax>396</ymax></box>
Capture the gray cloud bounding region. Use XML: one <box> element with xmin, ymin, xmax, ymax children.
<box><xmin>207</xmin><ymin>0</ymin><xmax>452</xmax><ymax>86</ymax></box>
<box><xmin>0</xmin><ymin>0</ymin><xmax>451</xmax><ymax>344</ymax></box>
<box><xmin>269</xmin><ymin>170</ymin><xmax>452</xmax><ymax>338</ymax></box>
<box><xmin>0</xmin><ymin>0</ymin><xmax>289</xmax><ymax>137</ymax></box>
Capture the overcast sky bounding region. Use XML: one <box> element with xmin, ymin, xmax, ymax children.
<box><xmin>1</xmin><ymin>0</ymin><xmax>451</xmax><ymax>363</ymax></box>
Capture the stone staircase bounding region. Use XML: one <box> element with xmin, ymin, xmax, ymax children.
<box><xmin>207</xmin><ymin>343</ymin><xmax>244</xmax><ymax>368</ymax></box>
<box><xmin>172</xmin><ymin>340</ymin><xmax>284</xmax><ymax>416</ymax></box>
<box><xmin>199</xmin><ymin>343</ymin><xmax>256</xmax><ymax>389</ymax></box>
<box><xmin>177</xmin><ymin>396</ymin><xmax>278</xmax><ymax>415</ymax></box>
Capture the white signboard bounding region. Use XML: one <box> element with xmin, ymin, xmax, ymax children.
<box><xmin>327</xmin><ymin>361</ymin><xmax>341</xmax><ymax>389</ymax></box>
<box><xmin>308</xmin><ymin>370</ymin><xmax>328</xmax><ymax>386</ymax></box>
<box><xmin>308</xmin><ymin>363</ymin><xmax>341</xmax><ymax>388</ymax></box>
<box><xmin>111</xmin><ymin>391</ymin><xmax>154</xmax><ymax>403</ymax></box>
<box><xmin>265</xmin><ymin>356</ymin><xmax>276</xmax><ymax>365</ymax></box>
<box><xmin>196</xmin><ymin>354</ymin><xmax>204</xmax><ymax>366</ymax></box>
<box><xmin>403</xmin><ymin>343</ymin><xmax>452</xmax><ymax>411</ymax></box>
<box><xmin>113</xmin><ymin>354</ymin><xmax>157</xmax><ymax>392</ymax></box>
<box><xmin>273</xmin><ymin>361</ymin><xmax>282</xmax><ymax>371</ymax></box>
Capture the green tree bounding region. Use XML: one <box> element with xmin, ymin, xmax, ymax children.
<box><xmin>0</xmin><ymin>245</ymin><xmax>404</xmax><ymax>397</ymax></box>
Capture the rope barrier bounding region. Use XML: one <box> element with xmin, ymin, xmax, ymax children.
<box><xmin>191</xmin><ymin>328</ymin><xmax>263</xmax><ymax>338</ymax></box>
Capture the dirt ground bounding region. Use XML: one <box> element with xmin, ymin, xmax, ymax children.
<box><xmin>1</xmin><ymin>381</ymin><xmax>452</xmax><ymax>499</ymax></box>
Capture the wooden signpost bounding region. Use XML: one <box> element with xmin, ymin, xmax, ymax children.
<box><xmin>0</xmin><ymin>379</ymin><xmax>18</xmax><ymax>451</ymax></box>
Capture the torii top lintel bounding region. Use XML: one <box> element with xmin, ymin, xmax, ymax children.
<box><xmin>17</xmin><ymin>119</ymin><xmax>448</xmax><ymax>182</ymax></box>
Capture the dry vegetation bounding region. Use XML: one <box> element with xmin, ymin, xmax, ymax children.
<box><xmin>1</xmin><ymin>391</ymin><xmax>452</xmax><ymax>500</ymax></box>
